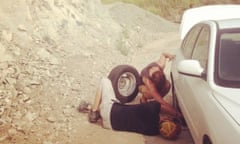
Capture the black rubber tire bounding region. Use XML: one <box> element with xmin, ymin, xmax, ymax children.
<box><xmin>108</xmin><ymin>65</ymin><xmax>140</xmax><ymax>104</ymax></box>
<box><xmin>171</xmin><ymin>73</ymin><xmax>187</xmax><ymax>126</ymax></box>
<box><xmin>171</xmin><ymin>73</ymin><xmax>179</xmax><ymax>110</ymax></box>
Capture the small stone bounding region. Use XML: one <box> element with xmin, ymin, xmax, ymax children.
<box><xmin>8</xmin><ymin>128</ymin><xmax>17</xmax><ymax>137</ymax></box>
<box><xmin>23</xmin><ymin>87</ymin><xmax>31</xmax><ymax>94</ymax></box>
<box><xmin>21</xmin><ymin>95</ymin><xmax>31</xmax><ymax>103</ymax></box>
<box><xmin>0</xmin><ymin>135</ymin><xmax>8</xmax><ymax>142</ymax></box>
<box><xmin>49</xmin><ymin>57</ymin><xmax>59</xmax><ymax>65</ymax></box>
<box><xmin>15</xmin><ymin>81</ymin><xmax>25</xmax><ymax>91</ymax></box>
<box><xmin>5</xmin><ymin>77</ymin><xmax>17</xmax><ymax>85</ymax></box>
<box><xmin>43</xmin><ymin>141</ymin><xmax>53</xmax><ymax>144</ymax></box>
<box><xmin>2</xmin><ymin>30</ymin><xmax>13</xmax><ymax>42</ymax></box>
<box><xmin>0</xmin><ymin>107</ymin><xmax>4</xmax><ymax>116</ymax></box>
<box><xmin>25</xmin><ymin>112</ymin><xmax>38</xmax><ymax>121</ymax></box>
<box><xmin>46</xmin><ymin>116</ymin><xmax>56</xmax><ymax>123</ymax></box>
<box><xmin>18</xmin><ymin>25</ymin><xmax>27</xmax><ymax>31</ymax></box>
<box><xmin>0</xmin><ymin>62</ymin><xmax>8</xmax><ymax>69</ymax></box>
<box><xmin>0</xmin><ymin>119</ymin><xmax>6</xmax><ymax>126</ymax></box>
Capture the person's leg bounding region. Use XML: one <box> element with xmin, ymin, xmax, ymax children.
<box><xmin>88</xmin><ymin>84</ymin><xmax>102</xmax><ymax>123</ymax></box>
<box><xmin>78</xmin><ymin>81</ymin><xmax>103</xmax><ymax>113</ymax></box>
<box><xmin>91</xmin><ymin>86</ymin><xmax>102</xmax><ymax>112</ymax></box>
<box><xmin>99</xmin><ymin>78</ymin><xmax>117</xmax><ymax>129</ymax></box>
<box><xmin>88</xmin><ymin>81</ymin><xmax>107</xmax><ymax>123</ymax></box>
<box><xmin>89</xmin><ymin>78</ymin><xmax>116</xmax><ymax>129</ymax></box>
<box><xmin>91</xmin><ymin>77</ymin><xmax>116</xmax><ymax>112</ymax></box>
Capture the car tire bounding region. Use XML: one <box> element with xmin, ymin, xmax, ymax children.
<box><xmin>171</xmin><ymin>73</ymin><xmax>179</xmax><ymax>110</ymax></box>
<box><xmin>171</xmin><ymin>73</ymin><xmax>187</xmax><ymax>126</ymax></box>
<box><xmin>108</xmin><ymin>65</ymin><xmax>140</xmax><ymax>104</ymax></box>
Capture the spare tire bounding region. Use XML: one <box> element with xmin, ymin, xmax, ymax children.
<box><xmin>108</xmin><ymin>65</ymin><xmax>140</xmax><ymax>104</ymax></box>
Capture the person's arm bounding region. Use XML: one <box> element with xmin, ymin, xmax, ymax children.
<box><xmin>156</xmin><ymin>52</ymin><xmax>175</xmax><ymax>69</ymax></box>
<box><xmin>143</xmin><ymin>77</ymin><xmax>182</xmax><ymax>117</ymax></box>
<box><xmin>142</xmin><ymin>77</ymin><xmax>168</xmax><ymax>105</ymax></box>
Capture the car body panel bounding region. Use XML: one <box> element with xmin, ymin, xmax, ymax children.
<box><xmin>212</xmin><ymin>87</ymin><xmax>240</xmax><ymax>125</ymax></box>
<box><xmin>180</xmin><ymin>5</ymin><xmax>240</xmax><ymax>39</ymax></box>
<box><xmin>171</xmin><ymin>6</ymin><xmax>240</xmax><ymax>143</ymax></box>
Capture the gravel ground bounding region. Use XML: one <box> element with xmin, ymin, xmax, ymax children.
<box><xmin>0</xmin><ymin>0</ymin><xmax>193</xmax><ymax>143</ymax></box>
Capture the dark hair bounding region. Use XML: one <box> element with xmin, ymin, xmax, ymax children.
<box><xmin>150</xmin><ymin>70</ymin><xmax>166</xmax><ymax>92</ymax></box>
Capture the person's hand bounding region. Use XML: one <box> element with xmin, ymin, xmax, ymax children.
<box><xmin>168</xmin><ymin>54</ymin><xmax>175</xmax><ymax>61</ymax></box>
<box><xmin>142</xmin><ymin>77</ymin><xmax>158</xmax><ymax>94</ymax></box>
<box><xmin>139</xmin><ymin>85</ymin><xmax>149</xmax><ymax>96</ymax></box>
<box><xmin>162</xmin><ymin>52</ymin><xmax>175</xmax><ymax>61</ymax></box>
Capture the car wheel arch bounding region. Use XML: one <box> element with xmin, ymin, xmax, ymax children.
<box><xmin>170</xmin><ymin>72</ymin><xmax>178</xmax><ymax>108</ymax></box>
<box><xmin>203</xmin><ymin>134</ymin><xmax>212</xmax><ymax>144</ymax></box>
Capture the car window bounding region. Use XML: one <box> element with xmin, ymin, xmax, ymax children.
<box><xmin>219</xmin><ymin>32</ymin><xmax>240</xmax><ymax>81</ymax></box>
<box><xmin>181</xmin><ymin>25</ymin><xmax>202</xmax><ymax>59</ymax></box>
<box><xmin>192</xmin><ymin>26</ymin><xmax>210</xmax><ymax>70</ymax></box>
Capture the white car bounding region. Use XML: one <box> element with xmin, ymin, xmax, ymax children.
<box><xmin>171</xmin><ymin>5</ymin><xmax>240</xmax><ymax>144</ymax></box>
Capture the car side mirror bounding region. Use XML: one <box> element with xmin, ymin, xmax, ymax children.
<box><xmin>177</xmin><ymin>60</ymin><xmax>205</xmax><ymax>79</ymax></box>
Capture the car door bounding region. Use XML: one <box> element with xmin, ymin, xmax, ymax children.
<box><xmin>175</xmin><ymin>24</ymin><xmax>211</xmax><ymax>141</ymax></box>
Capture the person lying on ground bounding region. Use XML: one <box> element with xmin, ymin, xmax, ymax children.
<box><xmin>139</xmin><ymin>52</ymin><xmax>175</xmax><ymax>103</ymax></box>
<box><xmin>78</xmin><ymin>77</ymin><xmax>182</xmax><ymax>137</ymax></box>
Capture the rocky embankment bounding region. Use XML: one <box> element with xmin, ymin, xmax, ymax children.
<box><xmin>0</xmin><ymin>0</ymin><xmax>179</xmax><ymax>143</ymax></box>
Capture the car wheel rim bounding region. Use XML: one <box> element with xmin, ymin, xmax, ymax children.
<box><xmin>117</xmin><ymin>72</ymin><xmax>137</xmax><ymax>97</ymax></box>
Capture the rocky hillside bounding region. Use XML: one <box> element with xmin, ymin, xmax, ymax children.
<box><xmin>0</xmin><ymin>0</ymin><xmax>179</xmax><ymax>143</ymax></box>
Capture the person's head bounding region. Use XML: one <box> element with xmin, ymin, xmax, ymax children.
<box><xmin>150</xmin><ymin>70</ymin><xmax>166</xmax><ymax>89</ymax></box>
<box><xmin>149</xmin><ymin>66</ymin><xmax>170</xmax><ymax>96</ymax></box>
<box><xmin>159</xmin><ymin>79</ymin><xmax>171</xmax><ymax>96</ymax></box>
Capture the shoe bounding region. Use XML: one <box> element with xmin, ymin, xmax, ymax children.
<box><xmin>88</xmin><ymin>110</ymin><xmax>101</xmax><ymax>123</ymax></box>
<box><xmin>78</xmin><ymin>101</ymin><xmax>91</xmax><ymax>113</ymax></box>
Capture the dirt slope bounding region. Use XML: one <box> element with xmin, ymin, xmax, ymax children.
<box><xmin>0</xmin><ymin>0</ymin><xmax>193</xmax><ymax>144</ymax></box>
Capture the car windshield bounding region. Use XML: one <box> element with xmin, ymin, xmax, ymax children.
<box><xmin>217</xmin><ymin>29</ymin><xmax>240</xmax><ymax>87</ymax></box>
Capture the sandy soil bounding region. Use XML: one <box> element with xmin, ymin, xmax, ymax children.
<box><xmin>0</xmin><ymin>0</ymin><xmax>193</xmax><ymax>144</ymax></box>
